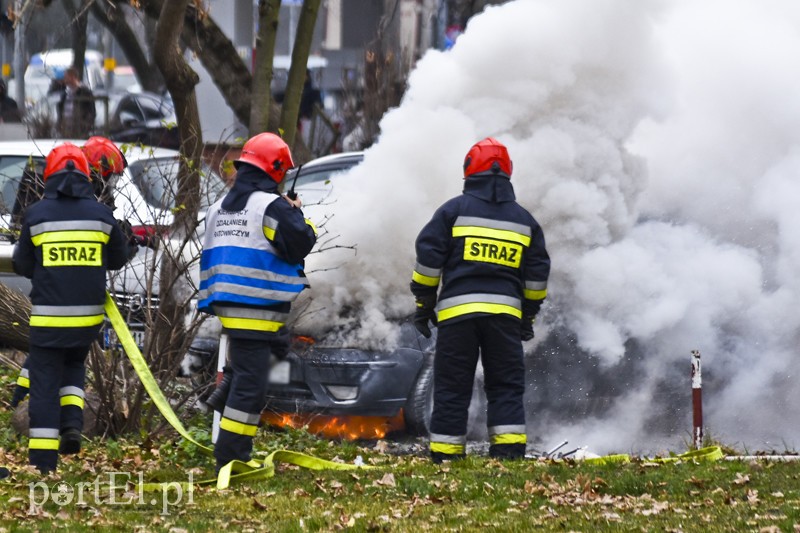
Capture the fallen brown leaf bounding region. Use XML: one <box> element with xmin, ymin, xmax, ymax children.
<box><xmin>252</xmin><ymin>497</ymin><xmax>267</xmax><ymax>510</ymax></box>
<box><xmin>733</xmin><ymin>473</ymin><xmax>750</xmax><ymax>485</ymax></box>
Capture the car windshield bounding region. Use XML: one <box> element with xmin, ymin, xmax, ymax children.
<box><xmin>129</xmin><ymin>157</ymin><xmax>227</xmax><ymax>211</ymax></box>
<box><xmin>289</xmin><ymin>164</ymin><xmax>357</xmax><ymax>188</ymax></box>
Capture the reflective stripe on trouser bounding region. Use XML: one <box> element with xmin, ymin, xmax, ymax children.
<box><xmin>214</xmin><ymin>337</ymin><xmax>272</xmax><ymax>468</ymax></box>
<box><xmin>30</xmin><ymin>427</ymin><xmax>60</xmax><ymax>449</ymax></box>
<box><xmin>429</xmin><ymin>433</ymin><xmax>466</xmax><ymax>456</ymax></box>
<box><xmin>28</xmin><ymin>345</ymin><xmax>90</xmax><ymax>472</ymax></box>
<box><xmin>489</xmin><ymin>425</ymin><xmax>528</xmax><ymax>459</ymax></box>
<box><xmin>16</xmin><ymin>366</ymin><xmax>30</xmax><ymax>389</ymax></box>
<box><xmin>489</xmin><ymin>425</ymin><xmax>527</xmax><ymax>445</ymax></box>
<box><xmin>220</xmin><ymin>406</ymin><xmax>260</xmax><ymax>437</ymax></box>
<box><xmin>60</xmin><ymin>386</ymin><xmax>85</xmax><ymax>409</ymax></box>
<box><xmin>430</xmin><ymin>315</ymin><xmax>526</xmax><ymax>453</ymax></box>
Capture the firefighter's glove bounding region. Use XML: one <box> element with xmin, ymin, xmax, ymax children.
<box><xmin>117</xmin><ymin>219</ymin><xmax>134</xmax><ymax>243</ymax></box>
<box><xmin>271</xmin><ymin>329</ymin><xmax>291</xmax><ymax>360</ymax></box>
<box><xmin>521</xmin><ymin>316</ymin><xmax>535</xmax><ymax>341</ymax></box>
<box><xmin>117</xmin><ymin>219</ymin><xmax>139</xmax><ymax>259</ymax></box>
<box><xmin>413</xmin><ymin>295</ymin><xmax>438</xmax><ymax>339</ymax></box>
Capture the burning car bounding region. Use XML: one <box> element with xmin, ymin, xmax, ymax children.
<box><xmin>179</xmin><ymin>150</ymin><xmax>437</xmax><ymax>438</ymax></box>
<box><xmin>187</xmin><ymin>320</ymin><xmax>435</xmax><ymax>439</ymax></box>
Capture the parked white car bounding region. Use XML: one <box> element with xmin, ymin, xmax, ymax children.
<box><xmin>0</xmin><ymin>139</ymin><xmax>227</xmax><ymax>296</ymax></box>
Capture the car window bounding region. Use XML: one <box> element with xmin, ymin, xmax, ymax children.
<box><xmin>138</xmin><ymin>96</ymin><xmax>164</xmax><ymax>121</ymax></box>
<box><xmin>116</xmin><ymin>97</ymin><xmax>143</xmax><ymax>125</ymax></box>
<box><xmin>128</xmin><ymin>157</ymin><xmax>227</xmax><ymax>211</ymax></box>
<box><xmin>0</xmin><ymin>156</ymin><xmax>45</xmax><ymax>216</ymax></box>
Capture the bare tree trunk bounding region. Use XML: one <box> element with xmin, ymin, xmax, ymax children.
<box><xmin>63</xmin><ymin>0</ymin><xmax>91</xmax><ymax>79</ymax></box>
<box><xmin>91</xmin><ymin>1</ymin><xmax>165</xmax><ymax>92</ymax></box>
<box><xmin>0</xmin><ymin>283</ymin><xmax>30</xmax><ymax>353</ymax></box>
<box><xmin>154</xmin><ymin>0</ymin><xmax>202</xmax><ymax>234</ymax></box>
<box><xmin>139</xmin><ymin>0</ymin><xmax>254</xmax><ymax>126</ymax></box>
<box><xmin>279</xmin><ymin>0</ymin><xmax>322</xmax><ymax>149</ymax></box>
<box><xmin>250</xmin><ymin>0</ymin><xmax>281</xmax><ymax>134</ymax></box>
<box><xmin>150</xmin><ymin>0</ymin><xmax>203</xmax><ymax>423</ymax></box>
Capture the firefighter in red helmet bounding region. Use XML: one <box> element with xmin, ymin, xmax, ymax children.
<box><xmin>82</xmin><ymin>136</ymin><xmax>128</xmax><ymax>208</ymax></box>
<box><xmin>411</xmin><ymin>137</ymin><xmax>550</xmax><ymax>462</ymax></box>
<box><xmin>10</xmin><ymin>138</ymin><xmax>139</xmax><ymax>411</ymax></box>
<box><xmin>12</xmin><ymin>143</ymin><xmax>134</xmax><ymax>473</ymax></box>
<box><xmin>199</xmin><ymin>133</ymin><xmax>317</xmax><ymax>471</ymax></box>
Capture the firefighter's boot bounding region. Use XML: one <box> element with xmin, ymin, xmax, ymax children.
<box><xmin>59</xmin><ymin>428</ymin><xmax>82</xmax><ymax>455</ymax></box>
<box><xmin>205</xmin><ymin>367</ymin><xmax>232</xmax><ymax>413</ymax></box>
<box><xmin>10</xmin><ymin>384</ymin><xmax>29</xmax><ymax>408</ymax></box>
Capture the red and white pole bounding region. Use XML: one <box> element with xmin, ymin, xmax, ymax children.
<box><xmin>691</xmin><ymin>350</ymin><xmax>703</xmax><ymax>449</ymax></box>
<box><xmin>212</xmin><ymin>333</ymin><xmax>229</xmax><ymax>444</ymax></box>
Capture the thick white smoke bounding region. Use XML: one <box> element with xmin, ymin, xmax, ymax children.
<box><xmin>297</xmin><ymin>0</ymin><xmax>800</xmax><ymax>453</ymax></box>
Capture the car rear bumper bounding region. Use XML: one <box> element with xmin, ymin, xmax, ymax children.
<box><xmin>263</xmin><ymin>345</ymin><xmax>426</xmax><ymax>417</ymax></box>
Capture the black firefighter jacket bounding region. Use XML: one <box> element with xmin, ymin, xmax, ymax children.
<box><xmin>13</xmin><ymin>171</ymin><xmax>131</xmax><ymax>347</ymax></box>
<box><xmin>411</xmin><ymin>173</ymin><xmax>550</xmax><ymax>324</ymax></box>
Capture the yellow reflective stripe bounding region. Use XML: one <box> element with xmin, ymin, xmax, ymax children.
<box><xmin>218</xmin><ymin>316</ymin><xmax>284</xmax><ymax>332</ymax></box>
<box><xmin>304</xmin><ymin>218</ymin><xmax>318</xmax><ymax>235</ymax></box>
<box><xmin>412</xmin><ymin>271</ymin><xmax>440</xmax><ymax>287</ymax></box>
<box><xmin>491</xmin><ymin>433</ymin><xmax>527</xmax><ymax>445</ymax></box>
<box><xmin>430</xmin><ymin>442</ymin><xmax>465</xmax><ymax>455</ymax></box>
<box><xmin>524</xmin><ymin>288</ymin><xmax>547</xmax><ymax>300</ymax></box>
<box><xmin>30</xmin><ymin>438</ymin><xmax>60</xmax><ymax>450</ymax></box>
<box><xmin>453</xmin><ymin>226</ymin><xmax>531</xmax><ymax>247</ymax></box>
<box><xmin>17</xmin><ymin>376</ymin><xmax>30</xmax><ymax>388</ymax></box>
<box><xmin>30</xmin><ymin>314</ymin><xmax>105</xmax><ymax>327</ymax></box>
<box><xmin>263</xmin><ymin>225</ymin><xmax>276</xmax><ymax>241</ymax></box>
<box><xmin>438</xmin><ymin>302</ymin><xmax>522</xmax><ymax>322</ymax></box>
<box><xmin>31</xmin><ymin>230</ymin><xmax>110</xmax><ymax>246</ymax></box>
<box><xmin>220</xmin><ymin>417</ymin><xmax>258</xmax><ymax>437</ymax></box>
<box><xmin>60</xmin><ymin>396</ymin><xmax>85</xmax><ymax>409</ymax></box>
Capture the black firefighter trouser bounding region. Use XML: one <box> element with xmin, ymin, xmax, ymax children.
<box><xmin>429</xmin><ymin>314</ymin><xmax>527</xmax><ymax>461</ymax></box>
<box><xmin>214</xmin><ymin>337</ymin><xmax>272</xmax><ymax>469</ymax></box>
<box><xmin>28</xmin><ymin>345</ymin><xmax>89</xmax><ymax>473</ymax></box>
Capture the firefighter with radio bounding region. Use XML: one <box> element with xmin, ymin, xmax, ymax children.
<box><xmin>411</xmin><ymin>137</ymin><xmax>550</xmax><ymax>462</ymax></box>
<box><xmin>198</xmin><ymin>132</ymin><xmax>317</xmax><ymax>470</ymax></box>
<box><xmin>12</xmin><ymin>143</ymin><xmax>133</xmax><ymax>473</ymax></box>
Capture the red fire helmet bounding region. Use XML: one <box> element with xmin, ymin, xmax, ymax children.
<box><xmin>463</xmin><ymin>137</ymin><xmax>513</xmax><ymax>178</ymax></box>
<box><xmin>235</xmin><ymin>132</ymin><xmax>295</xmax><ymax>183</ymax></box>
<box><xmin>83</xmin><ymin>136</ymin><xmax>127</xmax><ymax>178</ymax></box>
<box><xmin>43</xmin><ymin>143</ymin><xmax>91</xmax><ymax>182</ymax></box>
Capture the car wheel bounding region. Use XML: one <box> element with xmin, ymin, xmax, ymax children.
<box><xmin>403</xmin><ymin>355</ymin><xmax>434</xmax><ymax>436</ymax></box>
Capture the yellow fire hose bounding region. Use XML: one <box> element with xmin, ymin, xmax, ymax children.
<box><xmin>580</xmin><ymin>446</ymin><xmax>723</xmax><ymax>465</ymax></box>
<box><xmin>103</xmin><ymin>292</ymin><xmax>372</xmax><ymax>490</ymax></box>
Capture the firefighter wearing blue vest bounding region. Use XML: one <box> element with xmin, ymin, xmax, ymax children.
<box><xmin>198</xmin><ymin>132</ymin><xmax>317</xmax><ymax>470</ymax></box>
<box><xmin>12</xmin><ymin>143</ymin><xmax>133</xmax><ymax>473</ymax></box>
<box><xmin>411</xmin><ymin>137</ymin><xmax>550</xmax><ymax>462</ymax></box>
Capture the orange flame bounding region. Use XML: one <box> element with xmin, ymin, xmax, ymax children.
<box><xmin>262</xmin><ymin>410</ymin><xmax>406</xmax><ymax>440</ymax></box>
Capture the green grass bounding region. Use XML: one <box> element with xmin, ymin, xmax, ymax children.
<box><xmin>3</xmin><ymin>368</ymin><xmax>800</xmax><ymax>531</ymax></box>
